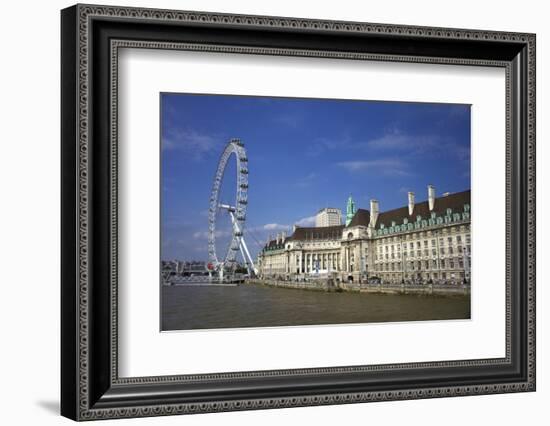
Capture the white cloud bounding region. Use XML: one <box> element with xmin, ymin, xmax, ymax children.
<box><xmin>162</xmin><ymin>128</ymin><xmax>221</xmax><ymax>160</ymax></box>
<box><xmin>307</xmin><ymin>127</ymin><xmax>469</xmax><ymax>166</ymax></box>
<box><xmin>262</xmin><ymin>223</ymin><xmax>290</xmax><ymax>231</ymax></box>
<box><xmin>306</xmin><ymin>136</ymin><xmax>357</xmax><ymax>156</ymax></box>
<box><xmin>367</xmin><ymin>131</ymin><xmax>416</xmax><ymax>150</ymax></box>
<box><xmin>295</xmin><ymin>172</ymin><xmax>317</xmax><ymax>188</ymax></box>
<box><xmin>295</xmin><ymin>215</ymin><xmax>316</xmax><ymax>227</ymax></box>
<box><xmin>192</xmin><ymin>229</ymin><xmax>233</xmax><ymax>240</ymax></box>
<box><xmin>336</xmin><ymin>159</ymin><xmax>410</xmax><ymax>176</ymax></box>
<box><xmin>272</xmin><ymin>112</ymin><xmax>302</xmax><ymax>128</ymax></box>
<box><xmin>366</xmin><ymin>129</ymin><xmax>469</xmax><ymax>163</ymax></box>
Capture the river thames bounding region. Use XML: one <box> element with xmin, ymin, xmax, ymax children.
<box><xmin>161</xmin><ymin>283</ymin><xmax>470</xmax><ymax>331</ymax></box>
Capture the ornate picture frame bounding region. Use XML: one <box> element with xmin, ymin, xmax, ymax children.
<box><xmin>61</xmin><ymin>4</ymin><xmax>535</xmax><ymax>420</ymax></box>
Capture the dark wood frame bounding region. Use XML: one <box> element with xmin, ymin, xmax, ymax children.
<box><xmin>61</xmin><ymin>4</ymin><xmax>536</xmax><ymax>421</ymax></box>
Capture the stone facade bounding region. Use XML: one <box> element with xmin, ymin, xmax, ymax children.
<box><xmin>257</xmin><ymin>187</ymin><xmax>471</xmax><ymax>285</ymax></box>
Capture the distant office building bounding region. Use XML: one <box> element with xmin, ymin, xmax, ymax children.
<box><xmin>315</xmin><ymin>208</ymin><xmax>342</xmax><ymax>227</ymax></box>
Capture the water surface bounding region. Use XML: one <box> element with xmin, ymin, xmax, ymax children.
<box><xmin>161</xmin><ymin>283</ymin><xmax>470</xmax><ymax>331</ymax></box>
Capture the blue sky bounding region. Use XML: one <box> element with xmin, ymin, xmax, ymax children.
<box><xmin>161</xmin><ymin>93</ymin><xmax>470</xmax><ymax>262</ymax></box>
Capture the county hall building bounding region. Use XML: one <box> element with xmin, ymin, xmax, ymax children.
<box><xmin>256</xmin><ymin>185</ymin><xmax>471</xmax><ymax>284</ymax></box>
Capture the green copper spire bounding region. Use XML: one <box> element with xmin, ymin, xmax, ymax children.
<box><xmin>346</xmin><ymin>195</ymin><xmax>356</xmax><ymax>226</ymax></box>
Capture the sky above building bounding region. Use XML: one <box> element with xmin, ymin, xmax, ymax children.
<box><xmin>161</xmin><ymin>93</ymin><xmax>470</xmax><ymax>262</ymax></box>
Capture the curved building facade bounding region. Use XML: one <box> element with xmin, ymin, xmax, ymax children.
<box><xmin>257</xmin><ymin>186</ymin><xmax>471</xmax><ymax>285</ymax></box>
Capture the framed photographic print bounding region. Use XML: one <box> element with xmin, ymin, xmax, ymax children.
<box><xmin>61</xmin><ymin>4</ymin><xmax>536</xmax><ymax>421</ymax></box>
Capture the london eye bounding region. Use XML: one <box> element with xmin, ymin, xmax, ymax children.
<box><xmin>208</xmin><ymin>138</ymin><xmax>257</xmax><ymax>280</ymax></box>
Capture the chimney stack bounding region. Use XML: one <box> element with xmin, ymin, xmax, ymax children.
<box><xmin>281</xmin><ymin>231</ymin><xmax>287</xmax><ymax>241</ymax></box>
<box><xmin>369</xmin><ymin>199</ymin><xmax>379</xmax><ymax>228</ymax></box>
<box><xmin>428</xmin><ymin>185</ymin><xmax>436</xmax><ymax>211</ymax></box>
<box><xmin>276</xmin><ymin>233</ymin><xmax>281</xmax><ymax>244</ymax></box>
<box><xmin>408</xmin><ymin>192</ymin><xmax>415</xmax><ymax>216</ymax></box>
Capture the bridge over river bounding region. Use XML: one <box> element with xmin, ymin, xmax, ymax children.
<box><xmin>164</xmin><ymin>274</ymin><xmax>246</xmax><ymax>286</ymax></box>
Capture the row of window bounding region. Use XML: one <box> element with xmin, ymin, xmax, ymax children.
<box><xmin>376</xmin><ymin>225</ymin><xmax>470</xmax><ymax>241</ymax></box>
<box><xmin>375</xmin><ymin>245</ymin><xmax>471</xmax><ymax>260</ymax></box>
<box><xmin>377</xmin><ymin>235</ymin><xmax>470</xmax><ymax>253</ymax></box>
<box><xmin>378</xmin><ymin>271</ymin><xmax>467</xmax><ymax>280</ymax></box>
<box><xmin>374</xmin><ymin>258</ymin><xmax>469</xmax><ymax>271</ymax></box>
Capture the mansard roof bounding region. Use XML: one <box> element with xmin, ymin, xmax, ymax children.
<box><xmin>288</xmin><ymin>224</ymin><xmax>344</xmax><ymax>241</ymax></box>
<box><xmin>372</xmin><ymin>190</ymin><xmax>470</xmax><ymax>229</ymax></box>
<box><xmin>345</xmin><ymin>190</ymin><xmax>470</xmax><ymax>229</ymax></box>
<box><xmin>264</xmin><ymin>238</ymin><xmax>287</xmax><ymax>250</ymax></box>
<box><xmin>347</xmin><ymin>208</ymin><xmax>371</xmax><ymax>227</ymax></box>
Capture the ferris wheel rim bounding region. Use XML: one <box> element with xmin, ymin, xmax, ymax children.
<box><xmin>207</xmin><ymin>138</ymin><xmax>248</xmax><ymax>270</ymax></box>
